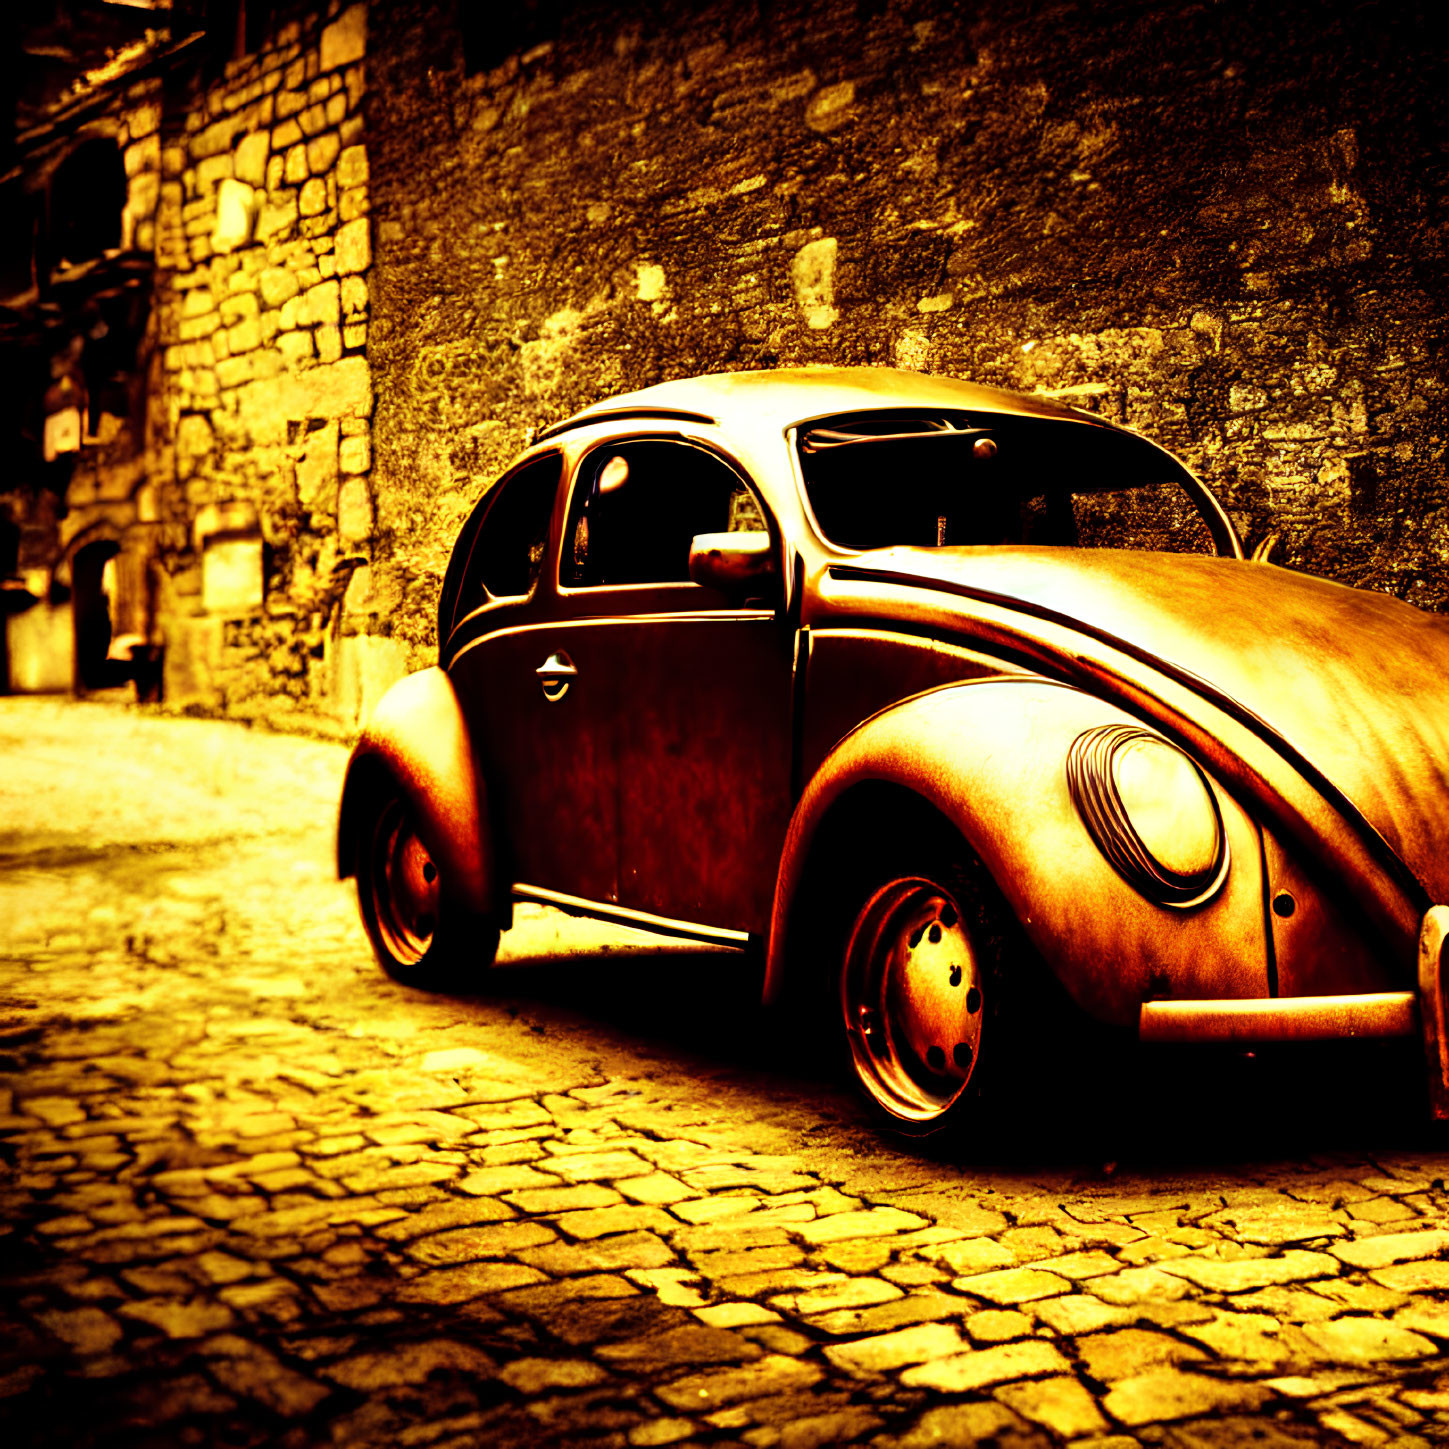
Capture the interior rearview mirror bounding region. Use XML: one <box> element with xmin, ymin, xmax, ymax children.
<box><xmin>689</xmin><ymin>532</ymin><xmax>778</xmax><ymax>602</ymax></box>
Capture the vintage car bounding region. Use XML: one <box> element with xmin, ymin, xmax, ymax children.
<box><xmin>338</xmin><ymin>367</ymin><xmax>1449</xmax><ymax>1132</ymax></box>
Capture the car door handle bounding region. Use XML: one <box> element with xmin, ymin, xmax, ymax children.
<box><xmin>536</xmin><ymin>651</ymin><xmax>577</xmax><ymax>703</ymax></box>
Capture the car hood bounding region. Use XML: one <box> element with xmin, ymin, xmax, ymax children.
<box><xmin>842</xmin><ymin>545</ymin><xmax>1449</xmax><ymax>904</ymax></box>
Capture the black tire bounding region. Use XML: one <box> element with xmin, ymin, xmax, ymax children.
<box><xmin>833</xmin><ymin>829</ymin><xmax>1023</xmax><ymax>1138</ymax></box>
<box><xmin>353</xmin><ymin>774</ymin><xmax>499</xmax><ymax>989</ymax></box>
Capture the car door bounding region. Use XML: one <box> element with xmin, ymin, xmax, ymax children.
<box><xmin>558</xmin><ymin>436</ymin><xmax>795</xmax><ymax>935</ymax></box>
<box><xmin>445</xmin><ymin>451</ymin><xmax>622</xmax><ymax>907</ymax></box>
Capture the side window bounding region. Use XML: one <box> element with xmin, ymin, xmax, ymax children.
<box><xmin>562</xmin><ymin>440</ymin><xmax>763</xmax><ymax>588</ymax></box>
<box><xmin>462</xmin><ymin>453</ymin><xmax>561</xmax><ymax>605</ymax></box>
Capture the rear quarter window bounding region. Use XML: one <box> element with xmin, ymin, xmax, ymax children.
<box><xmin>439</xmin><ymin>453</ymin><xmax>562</xmax><ymax>639</ymax></box>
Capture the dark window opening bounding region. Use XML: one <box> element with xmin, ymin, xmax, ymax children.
<box><xmin>49</xmin><ymin>139</ymin><xmax>126</xmax><ymax>268</ymax></box>
<box><xmin>0</xmin><ymin>9</ymin><xmax>17</xmax><ymax>171</ymax></box>
<box><xmin>563</xmin><ymin>440</ymin><xmax>761</xmax><ymax>588</ymax></box>
<box><xmin>0</xmin><ymin>180</ymin><xmax>37</xmax><ymax>300</ymax></box>
<box><xmin>245</xmin><ymin>0</ymin><xmax>279</xmax><ymax>55</ymax></box>
<box><xmin>0</xmin><ymin>515</ymin><xmax>19</xmax><ymax>578</ymax></box>
<box><xmin>461</xmin><ymin>0</ymin><xmax>564</xmax><ymax>74</ymax></box>
<box><xmin>797</xmin><ymin>411</ymin><xmax>1212</xmax><ymax>556</ymax></box>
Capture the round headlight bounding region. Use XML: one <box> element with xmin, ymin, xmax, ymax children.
<box><xmin>1067</xmin><ymin>723</ymin><xmax>1228</xmax><ymax>909</ymax></box>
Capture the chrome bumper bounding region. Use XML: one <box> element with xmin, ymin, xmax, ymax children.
<box><xmin>1138</xmin><ymin>904</ymin><xmax>1449</xmax><ymax>1119</ymax></box>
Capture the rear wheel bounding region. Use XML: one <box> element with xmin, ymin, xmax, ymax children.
<box><xmin>354</xmin><ymin>778</ymin><xmax>498</xmax><ymax>988</ymax></box>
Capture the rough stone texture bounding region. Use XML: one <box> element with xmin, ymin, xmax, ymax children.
<box><xmin>364</xmin><ymin>0</ymin><xmax>1449</xmax><ymax>681</ymax></box>
<box><xmin>14</xmin><ymin>675</ymin><xmax>1449</xmax><ymax>1439</ymax></box>
<box><xmin>135</xmin><ymin>1</ymin><xmax>378</xmax><ymax>726</ymax></box>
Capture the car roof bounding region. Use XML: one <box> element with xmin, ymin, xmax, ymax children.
<box><xmin>539</xmin><ymin>366</ymin><xmax>1109</xmax><ymax>440</ymax></box>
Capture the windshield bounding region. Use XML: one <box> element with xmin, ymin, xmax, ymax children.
<box><xmin>796</xmin><ymin>410</ymin><xmax>1215</xmax><ymax>555</ymax></box>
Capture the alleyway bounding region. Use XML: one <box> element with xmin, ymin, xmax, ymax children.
<box><xmin>3</xmin><ymin>697</ymin><xmax>1449</xmax><ymax>1447</ymax></box>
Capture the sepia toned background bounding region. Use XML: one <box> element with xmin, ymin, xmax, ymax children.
<box><xmin>2</xmin><ymin>0</ymin><xmax>1446</xmax><ymax>727</ymax></box>
<box><xmin>9</xmin><ymin>5</ymin><xmax>1449</xmax><ymax>1446</ymax></box>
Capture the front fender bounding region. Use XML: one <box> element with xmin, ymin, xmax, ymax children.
<box><xmin>765</xmin><ymin>677</ymin><xmax>1269</xmax><ymax>1027</ymax></box>
<box><xmin>336</xmin><ymin>666</ymin><xmax>495</xmax><ymax>918</ymax></box>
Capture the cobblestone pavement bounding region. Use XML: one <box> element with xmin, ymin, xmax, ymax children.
<box><xmin>6</xmin><ymin>698</ymin><xmax>1449</xmax><ymax>1448</ymax></box>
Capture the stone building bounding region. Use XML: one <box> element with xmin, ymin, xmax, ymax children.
<box><xmin>2</xmin><ymin>0</ymin><xmax>1447</xmax><ymax>729</ymax></box>
<box><xmin>2</xmin><ymin>0</ymin><xmax>379</xmax><ymax>725</ymax></box>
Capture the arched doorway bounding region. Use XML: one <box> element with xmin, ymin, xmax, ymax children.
<box><xmin>71</xmin><ymin>537</ymin><xmax>124</xmax><ymax>690</ymax></box>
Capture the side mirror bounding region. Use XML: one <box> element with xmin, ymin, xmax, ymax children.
<box><xmin>689</xmin><ymin>531</ymin><xmax>778</xmax><ymax>603</ymax></box>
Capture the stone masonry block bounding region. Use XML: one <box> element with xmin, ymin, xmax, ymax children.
<box><xmin>191</xmin><ymin>117</ymin><xmax>238</xmax><ymax>160</ymax></box>
<box><xmin>321</xmin><ymin>6</ymin><xmax>367</xmax><ymax>73</ymax></box>
<box><xmin>125</xmin><ymin>134</ymin><xmax>160</xmax><ymax>178</ymax></box>
<box><xmin>340</xmin><ymin>275</ymin><xmax>368</xmax><ymax>317</ymax></box>
<box><xmin>284</xmin><ymin>143</ymin><xmax>308</xmax><ymax>185</ymax></box>
<box><xmin>182</xmin><ymin>287</ymin><xmax>216</xmax><ymax>317</ymax></box>
<box><xmin>339</xmin><ymin>186</ymin><xmax>368</xmax><ymax>223</ymax></box>
<box><xmin>337</xmin><ymin>476</ymin><xmax>372</xmax><ymax>542</ymax></box>
<box><xmin>127</xmin><ymin>101</ymin><xmax>160</xmax><ymax>140</ymax></box>
<box><xmin>196</xmin><ymin>153</ymin><xmax>234</xmax><ymax>192</ymax></box>
<box><xmin>220</xmin><ymin>292</ymin><xmax>260</xmax><ymax>326</ymax></box>
<box><xmin>228</xmin><ymin>317</ymin><xmax>262</xmax><ymax>355</ymax></box>
<box><xmin>234</xmin><ymin>131</ymin><xmax>269</xmax><ymax>187</ymax></box>
<box><xmin>335</xmin><ymin>218</ymin><xmax>370</xmax><ymax>275</ymax></box>
<box><xmin>259</xmin><ymin>268</ymin><xmax>300</xmax><ymax>309</ymax></box>
<box><xmin>298</xmin><ymin>103</ymin><xmax>328</xmax><ymax>137</ymax></box>
<box><xmin>211</xmin><ymin>179</ymin><xmax>257</xmax><ymax>252</ymax></box>
<box><xmin>178</xmin><ymin>314</ymin><xmax>219</xmax><ymax>343</ymax></box>
<box><xmin>307</xmin><ymin>132</ymin><xmax>341</xmax><ymax>175</ymax></box>
<box><xmin>296</xmin><ymin>421</ymin><xmax>339</xmax><ymax>509</ymax></box>
<box><xmin>216</xmin><ymin>354</ymin><xmax>254</xmax><ymax>388</ymax></box>
<box><xmin>316</xmin><ymin>325</ymin><xmax>342</xmax><ymax>363</ymax></box>
<box><xmin>303</xmin><ymin>280</ymin><xmax>340</xmax><ymax>327</ymax></box>
<box><xmin>277</xmin><ymin>330</ymin><xmax>316</xmax><ymax>369</ymax></box>
<box><xmin>299</xmin><ymin>178</ymin><xmax>328</xmax><ymax>217</ymax></box>
<box><xmin>336</xmin><ymin>145</ymin><xmax>368</xmax><ymax>189</ymax></box>
<box><xmin>256</xmin><ymin>196</ymin><xmax>298</xmax><ymax>241</ymax></box>
<box><xmin>339</xmin><ymin>435</ymin><xmax>370</xmax><ymax>475</ymax></box>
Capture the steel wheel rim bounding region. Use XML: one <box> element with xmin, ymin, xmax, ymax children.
<box><xmin>365</xmin><ymin>797</ymin><xmax>440</xmax><ymax>968</ymax></box>
<box><xmin>841</xmin><ymin>876</ymin><xmax>985</xmax><ymax>1122</ymax></box>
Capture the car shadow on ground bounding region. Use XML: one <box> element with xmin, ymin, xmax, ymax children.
<box><xmin>468</xmin><ymin>937</ymin><xmax>1443</xmax><ymax>1180</ymax></box>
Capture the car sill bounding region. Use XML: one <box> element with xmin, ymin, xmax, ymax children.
<box><xmin>511</xmin><ymin>884</ymin><xmax>753</xmax><ymax>950</ymax></box>
<box><xmin>1139</xmin><ymin>993</ymin><xmax>1416</xmax><ymax>1044</ymax></box>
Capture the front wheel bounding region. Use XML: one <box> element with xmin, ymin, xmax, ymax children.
<box><xmin>840</xmin><ymin>873</ymin><xmax>990</xmax><ymax>1130</ymax></box>
<box><xmin>354</xmin><ymin>779</ymin><xmax>498</xmax><ymax>988</ymax></box>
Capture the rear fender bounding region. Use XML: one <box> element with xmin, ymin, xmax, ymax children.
<box><xmin>765</xmin><ymin>677</ymin><xmax>1269</xmax><ymax>1027</ymax></box>
<box><xmin>336</xmin><ymin>666</ymin><xmax>496</xmax><ymax>919</ymax></box>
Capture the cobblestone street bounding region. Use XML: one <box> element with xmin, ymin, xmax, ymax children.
<box><xmin>6</xmin><ymin>698</ymin><xmax>1449</xmax><ymax>1447</ymax></box>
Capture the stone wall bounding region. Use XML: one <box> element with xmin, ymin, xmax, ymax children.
<box><xmin>150</xmin><ymin>1</ymin><xmax>390</xmax><ymax>726</ymax></box>
<box><xmin>364</xmin><ymin>0</ymin><xmax>1449</xmax><ymax>665</ymax></box>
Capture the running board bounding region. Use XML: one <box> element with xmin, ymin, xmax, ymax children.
<box><xmin>1139</xmin><ymin>992</ymin><xmax>1417</xmax><ymax>1044</ymax></box>
<box><xmin>510</xmin><ymin>883</ymin><xmax>753</xmax><ymax>950</ymax></box>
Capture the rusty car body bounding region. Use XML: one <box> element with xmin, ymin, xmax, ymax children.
<box><xmin>338</xmin><ymin>367</ymin><xmax>1449</xmax><ymax>1131</ymax></box>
